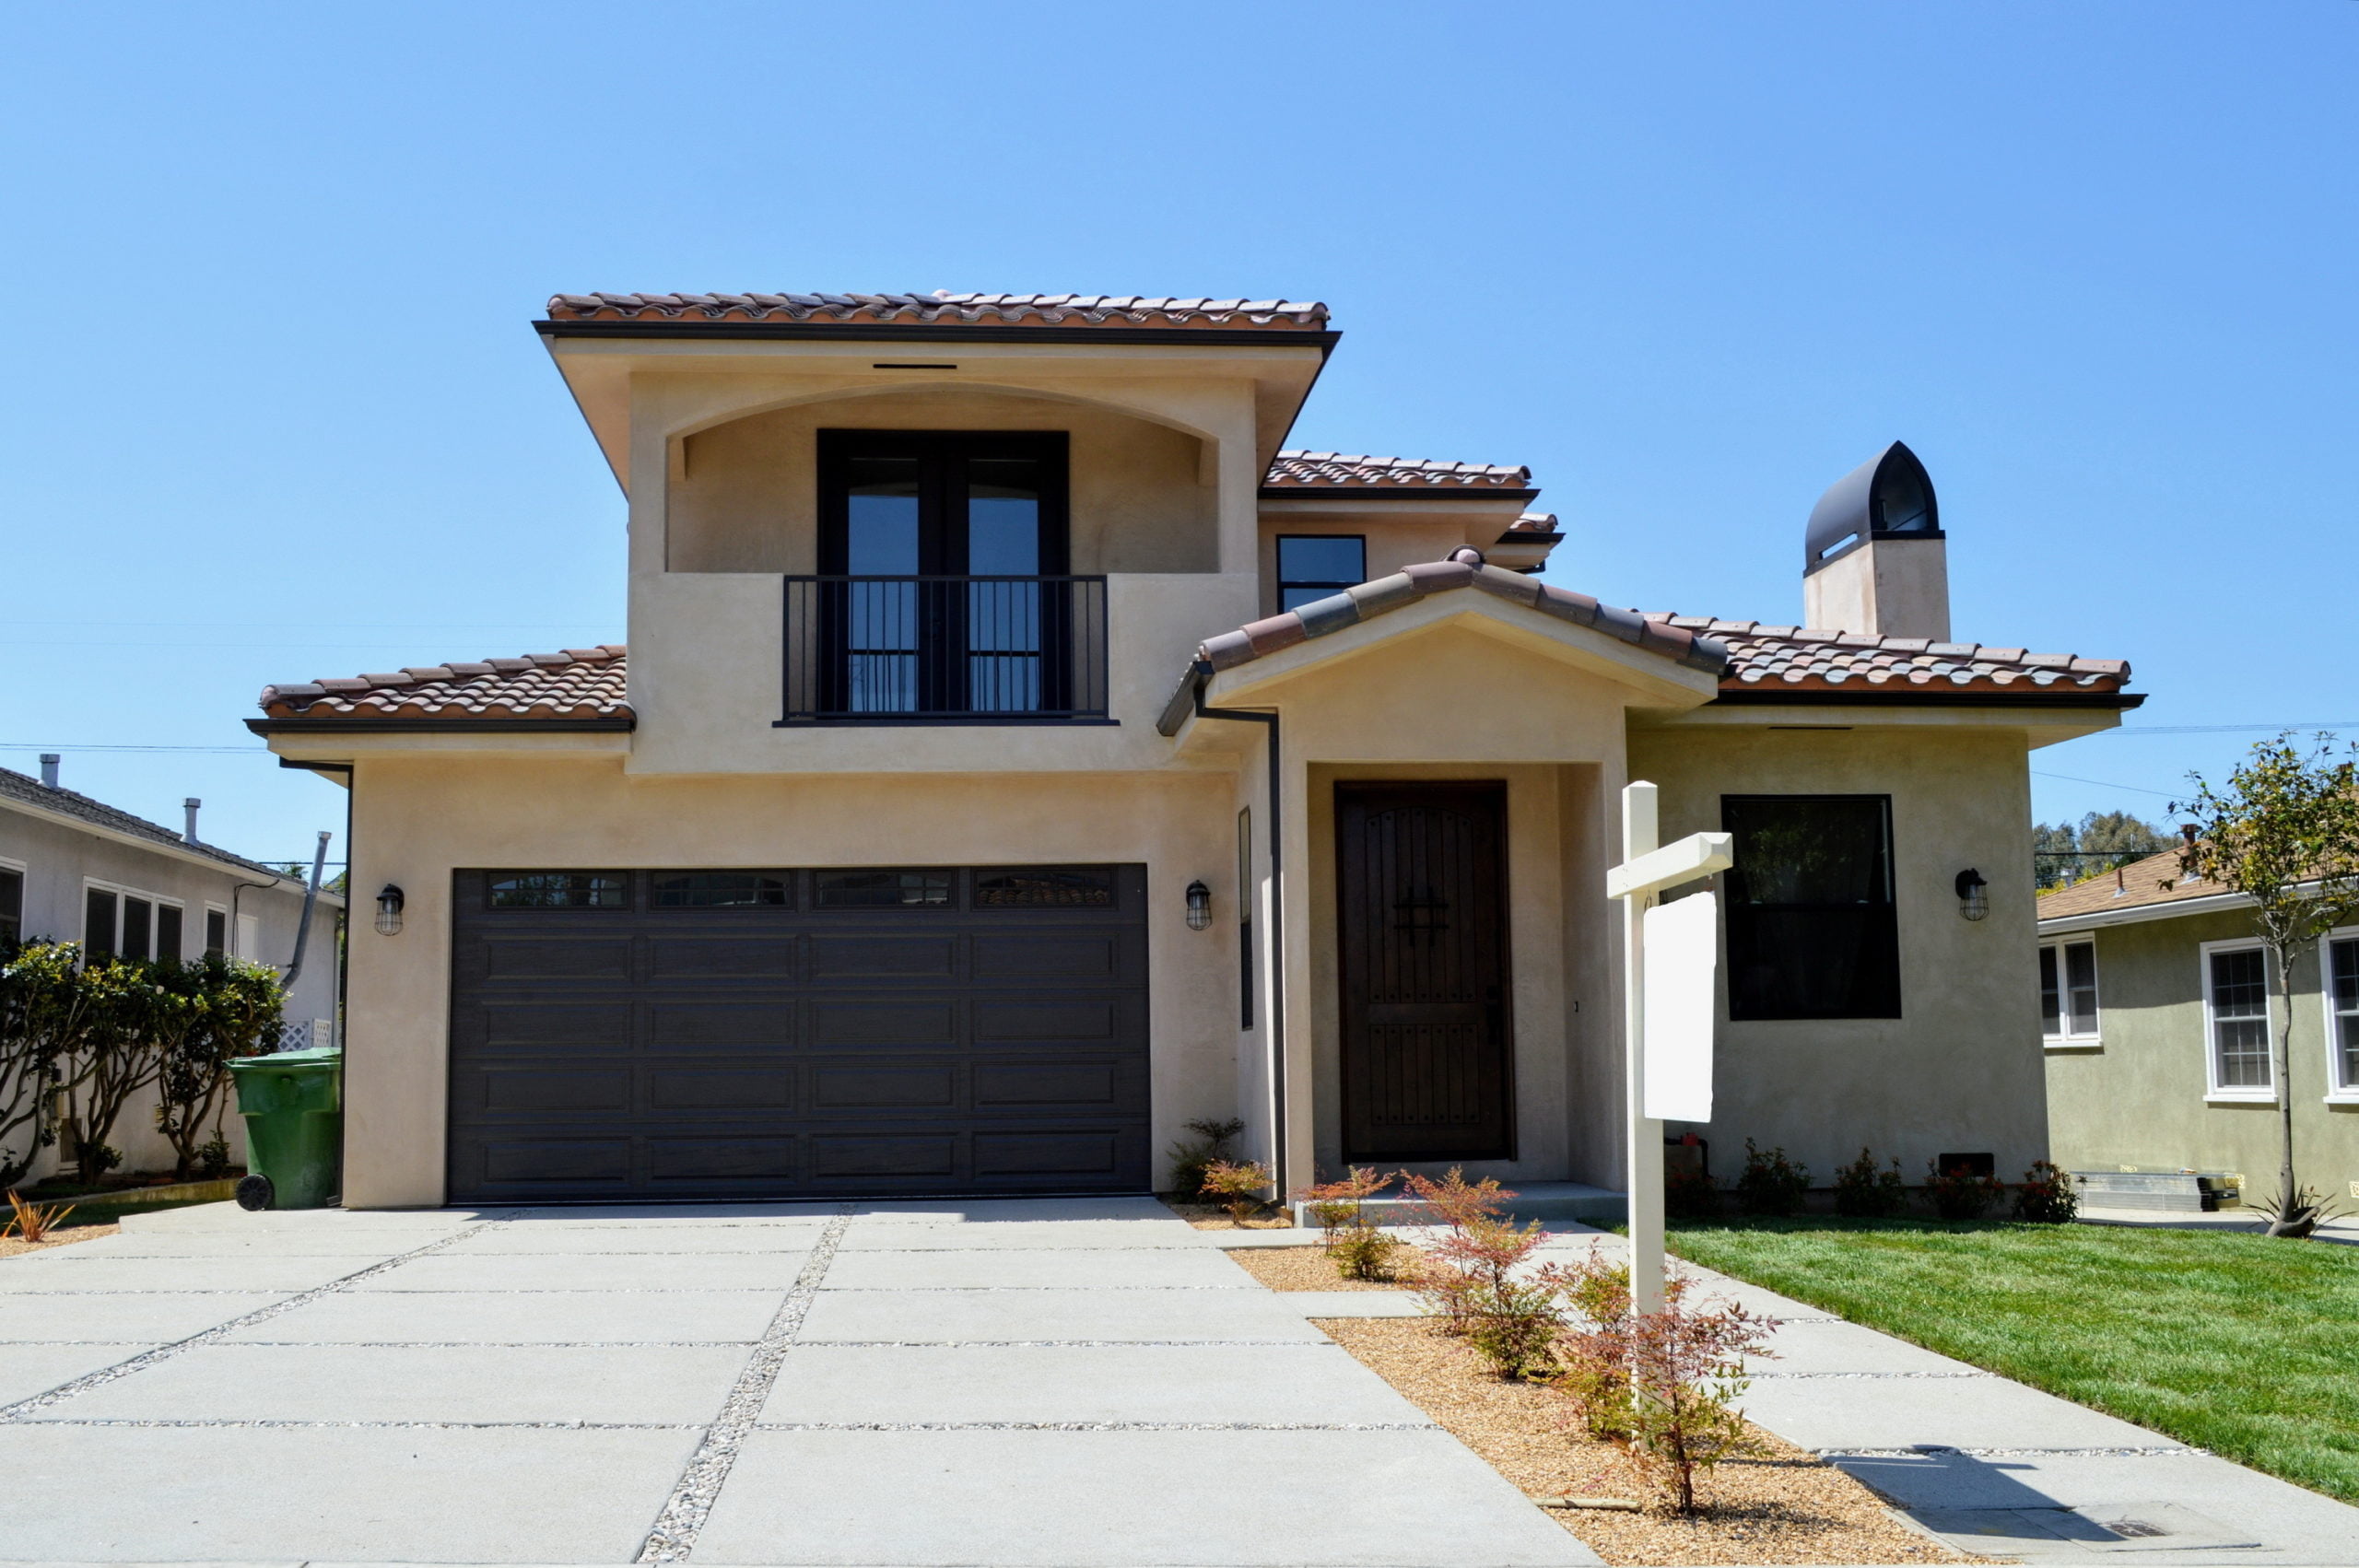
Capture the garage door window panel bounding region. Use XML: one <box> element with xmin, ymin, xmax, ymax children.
<box><xmin>816</xmin><ymin>870</ymin><xmax>955</xmax><ymax>908</ymax></box>
<box><xmin>488</xmin><ymin>872</ymin><xmax>631</xmax><ymax>909</ymax></box>
<box><xmin>654</xmin><ymin>872</ymin><xmax>792</xmax><ymax>908</ymax></box>
<box><xmin>975</xmin><ymin>867</ymin><xmax>1115</xmax><ymax>908</ymax></box>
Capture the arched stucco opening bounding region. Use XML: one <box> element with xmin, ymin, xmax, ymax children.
<box><xmin>667</xmin><ymin>386</ymin><xmax>1218</xmax><ymax>575</ymax></box>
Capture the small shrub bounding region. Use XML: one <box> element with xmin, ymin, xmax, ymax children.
<box><xmin>1402</xmin><ymin>1168</ymin><xmax>1562</xmax><ymax>1378</ymax></box>
<box><xmin>1544</xmin><ymin>1245</ymin><xmax>1778</xmax><ymax>1515</ymax></box>
<box><xmin>2012</xmin><ymin>1160</ymin><xmax>2078</xmax><ymax>1223</ymax></box>
<box><xmin>1663</xmin><ymin>1164</ymin><xmax>1721</xmax><ymax>1220</ymax></box>
<box><xmin>1733</xmin><ymin>1140</ymin><xmax>1810</xmax><ymax>1217</ymax></box>
<box><xmin>1198</xmin><ymin>1158</ymin><xmax>1273</xmax><ymax>1224</ymax></box>
<box><xmin>1833</xmin><ymin>1148</ymin><xmax>1909</xmax><ymax>1218</ymax></box>
<box><xmin>1166</xmin><ymin>1116</ymin><xmax>1244</xmax><ymax>1199</ymax></box>
<box><xmin>195</xmin><ymin>1134</ymin><xmax>233</xmax><ymax>1181</ymax></box>
<box><xmin>1299</xmin><ymin>1166</ymin><xmax>1399</xmax><ymax>1280</ymax></box>
<box><xmin>4</xmin><ymin>1188</ymin><xmax>76</xmax><ymax>1243</ymax></box>
<box><xmin>1926</xmin><ymin>1159</ymin><xmax>2005</xmax><ymax>1221</ymax></box>
<box><xmin>77</xmin><ymin>1141</ymin><xmax>123</xmax><ymax>1179</ymax></box>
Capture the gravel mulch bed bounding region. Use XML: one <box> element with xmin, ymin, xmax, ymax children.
<box><xmin>1316</xmin><ymin>1316</ymin><xmax>1977</xmax><ymax>1566</ymax></box>
<box><xmin>1158</xmin><ymin>1198</ymin><xmax>1295</xmax><ymax>1231</ymax></box>
<box><xmin>1226</xmin><ymin>1242</ymin><xmax>1412</xmax><ymax>1292</ymax></box>
<box><xmin>0</xmin><ymin>1222</ymin><xmax>120</xmax><ymax>1259</ymax></box>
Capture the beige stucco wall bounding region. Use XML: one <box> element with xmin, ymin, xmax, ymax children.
<box><xmin>339</xmin><ymin>752</ymin><xmax>1240</xmax><ymax>1208</ymax></box>
<box><xmin>1627</xmin><ymin>721</ymin><xmax>2048</xmax><ymax>1186</ymax></box>
<box><xmin>2045</xmin><ymin>909</ymin><xmax>2359</xmax><ymax>1196</ymax></box>
<box><xmin>669</xmin><ymin>391</ymin><xmax>1216</xmax><ymax>576</ymax></box>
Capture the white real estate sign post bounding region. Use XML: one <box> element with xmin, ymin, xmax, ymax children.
<box><xmin>1606</xmin><ymin>780</ymin><xmax>1732</xmax><ymax>1315</ymax></box>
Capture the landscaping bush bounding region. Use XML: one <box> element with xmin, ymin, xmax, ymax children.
<box><xmin>1663</xmin><ymin>1163</ymin><xmax>1722</xmax><ymax>1220</ymax></box>
<box><xmin>1197</xmin><ymin>1158</ymin><xmax>1273</xmax><ymax>1223</ymax></box>
<box><xmin>1165</xmin><ymin>1116</ymin><xmax>1244</xmax><ymax>1199</ymax></box>
<box><xmin>2013</xmin><ymin>1160</ymin><xmax>2079</xmax><ymax>1223</ymax></box>
<box><xmin>1402</xmin><ymin>1167</ymin><xmax>1563</xmax><ymax>1378</ymax></box>
<box><xmin>1926</xmin><ymin>1159</ymin><xmax>2005</xmax><ymax>1221</ymax></box>
<box><xmin>1545</xmin><ymin>1246</ymin><xmax>1778</xmax><ymax>1514</ymax></box>
<box><xmin>195</xmin><ymin>1133</ymin><xmax>233</xmax><ymax>1181</ymax></box>
<box><xmin>1833</xmin><ymin>1147</ymin><xmax>1910</xmax><ymax>1218</ymax></box>
<box><xmin>1299</xmin><ymin>1165</ymin><xmax>1399</xmax><ymax>1280</ymax></box>
<box><xmin>0</xmin><ymin>943</ymin><xmax>286</xmax><ymax>1187</ymax></box>
<box><xmin>1734</xmin><ymin>1140</ymin><xmax>1810</xmax><ymax>1216</ymax></box>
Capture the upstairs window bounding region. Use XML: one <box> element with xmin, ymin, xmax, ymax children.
<box><xmin>2040</xmin><ymin>939</ymin><xmax>2100</xmax><ymax>1043</ymax></box>
<box><xmin>1722</xmin><ymin>795</ymin><xmax>1901</xmax><ymax>1020</ymax></box>
<box><xmin>0</xmin><ymin>866</ymin><xmax>20</xmax><ymax>947</ymax></box>
<box><xmin>1276</xmin><ymin>535</ymin><xmax>1366</xmax><ymax>612</ymax></box>
<box><xmin>2202</xmin><ymin>942</ymin><xmax>2272</xmax><ymax>1096</ymax></box>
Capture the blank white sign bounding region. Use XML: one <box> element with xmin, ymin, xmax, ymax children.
<box><xmin>1642</xmin><ymin>891</ymin><xmax>1718</xmax><ymax>1123</ymax></box>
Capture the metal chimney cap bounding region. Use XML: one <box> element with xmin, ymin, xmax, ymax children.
<box><xmin>1804</xmin><ymin>441</ymin><xmax>1942</xmax><ymax>575</ymax></box>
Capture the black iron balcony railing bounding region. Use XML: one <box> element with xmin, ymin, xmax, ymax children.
<box><xmin>780</xmin><ymin>575</ymin><xmax>1110</xmax><ymax>724</ymax></box>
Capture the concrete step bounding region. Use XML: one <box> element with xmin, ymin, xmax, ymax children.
<box><xmin>1289</xmin><ymin>1181</ymin><xmax>1625</xmax><ymax>1229</ymax></box>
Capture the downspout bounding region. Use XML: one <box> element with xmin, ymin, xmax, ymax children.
<box><xmin>284</xmin><ymin>830</ymin><xmax>333</xmax><ymax>989</ymax></box>
<box><xmin>1189</xmin><ymin>661</ymin><xmax>1289</xmax><ymax>1198</ymax></box>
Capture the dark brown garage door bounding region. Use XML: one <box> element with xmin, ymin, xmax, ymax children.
<box><xmin>446</xmin><ymin>865</ymin><xmax>1150</xmax><ymax>1203</ymax></box>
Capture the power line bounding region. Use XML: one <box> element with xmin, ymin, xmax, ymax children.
<box><xmin>2032</xmin><ymin>769</ymin><xmax>2183</xmax><ymax>800</ymax></box>
<box><xmin>2106</xmin><ymin>722</ymin><xmax>2359</xmax><ymax>736</ymax></box>
<box><xmin>1</xmin><ymin>743</ymin><xmax>264</xmax><ymax>754</ymax></box>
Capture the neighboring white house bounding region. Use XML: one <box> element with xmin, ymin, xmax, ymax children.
<box><xmin>1</xmin><ymin>757</ymin><xmax>344</xmax><ymax>1180</ymax></box>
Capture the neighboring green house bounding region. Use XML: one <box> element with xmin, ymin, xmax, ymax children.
<box><xmin>2038</xmin><ymin>845</ymin><xmax>2359</xmax><ymax>1204</ymax></box>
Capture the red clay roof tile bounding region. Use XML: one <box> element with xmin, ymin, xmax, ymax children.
<box><xmin>546</xmin><ymin>291</ymin><xmax>1328</xmax><ymax>329</ymax></box>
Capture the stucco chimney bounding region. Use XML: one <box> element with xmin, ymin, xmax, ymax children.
<box><xmin>39</xmin><ymin>754</ymin><xmax>59</xmax><ymax>790</ymax></box>
<box><xmin>184</xmin><ymin>798</ymin><xmax>202</xmax><ymax>844</ymax></box>
<box><xmin>1802</xmin><ymin>441</ymin><xmax>1949</xmax><ymax>639</ymax></box>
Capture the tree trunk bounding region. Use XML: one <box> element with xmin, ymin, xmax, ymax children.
<box><xmin>2266</xmin><ymin>943</ymin><xmax>2306</xmax><ymax>1237</ymax></box>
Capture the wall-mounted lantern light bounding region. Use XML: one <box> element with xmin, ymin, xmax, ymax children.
<box><xmin>1954</xmin><ymin>869</ymin><xmax>1989</xmax><ymax>922</ymax></box>
<box><xmin>1184</xmin><ymin>880</ymin><xmax>1213</xmax><ymax>931</ymax></box>
<box><xmin>375</xmin><ymin>883</ymin><xmax>406</xmax><ymax>936</ymax></box>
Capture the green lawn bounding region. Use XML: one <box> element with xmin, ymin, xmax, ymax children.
<box><xmin>1667</xmin><ymin>1218</ymin><xmax>2359</xmax><ymax>1505</ymax></box>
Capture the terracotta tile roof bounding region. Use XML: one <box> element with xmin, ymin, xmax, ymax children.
<box><xmin>1263</xmin><ymin>451</ymin><xmax>1532</xmax><ymax>489</ymax></box>
<box><xmin>1655</xmin><ymin>617</ymin><xmax>2134</xmax><ymax>697</ymax></box>
<box><xmin>546</xmin><ymin>292</ymin><xmax>1327</xmax><ymax>329</ymax></box>
<box><xmin>1193</xmin><ymin>560</ymin><xmax>1731</xmax><ymax>681</ymax></box>
<box><xmin>259</xmin><ymin>646</ymin><xmax>628</xmax><ymax>721</ymax></box>
<box><xmin>2037</xmin><ymin>848</ymin><xmax>2232</xmax><ymax>921</ymax></box>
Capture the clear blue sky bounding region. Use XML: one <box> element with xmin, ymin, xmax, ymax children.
<box><xmin>5</xmin><ymin>1</ymin><xmax>2352</xmax><ymax>868</ymax></box>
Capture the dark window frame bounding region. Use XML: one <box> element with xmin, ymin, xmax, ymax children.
<box><xmin>1275</xmin><ymin>533</ymin><xmax>1367</xmax><ymax>614</ymax></box>
<box><xmin>204</xmin><ymin>907</ymin><xmax>229</xmax><ymax>958</ymax></box>
<box><xmin>651</xmin><ymin>872</ymin><xmax>793</xmax><ymax>910</ymax></box>
<box><xmin>157</xmin><ymin>902</ymin><xmax>183</xmax><ymax>960</ymax></box>
<box><xmin>813</xmin><ymin>869</ymin><xmax>957</xmax><ymax>910</ymax></box>
<box><xmin>486</xmin><ymin>872</ymin><xmax>633</xmax><ymax>911</ymax></box>
<box><xmin>84</xmin><ymin>886</ymin><xmax>119</xmax><ymax>960</ymax></box>
<box><xmin>972</xmin><ymin>866</ymin><xmax>1117</xmax><ymax>910</ymax></box>
<box><xmin>1720</xmin><ymin>793</ymin><xmax>1902</xmax><ymax>1022</ymax></box>
<box><xmin>1238</xmin><ymin>808</ymin><xmax>1254</xmax><ymax>1029</ymax></box>
<box><xmin>816</xmin><ymin>429</ymin><xmax>1072</xmax><ymax>578</ymax></box>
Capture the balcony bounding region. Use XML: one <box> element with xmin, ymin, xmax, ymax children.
<box><xmin>780</xmin><ymin>576</ymin><xmax>1110</xmax><ymax>724</ymax></box>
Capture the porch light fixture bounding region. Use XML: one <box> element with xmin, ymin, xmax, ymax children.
<box><xmin>1954</xmin><ymin>869</ymin><xmax>1989</xmax><ymax>922</ymax></box>
<box><xmin>1185</xmin><ymin>880</ymin><xmax>1213</xmax><ymax>931</ymax></box>
<box><xmin>375</xmin><ymin>883</ymin><xmax>406</xmax><ymax>936</ymax></box>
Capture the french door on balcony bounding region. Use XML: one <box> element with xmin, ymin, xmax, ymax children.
<box><xmin>816</xmin><ymin>430</ymin><xmax>1072</xmax><ymax>717</ymax></box>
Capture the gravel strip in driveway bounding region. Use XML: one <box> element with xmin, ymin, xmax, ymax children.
<box><xmin>0</xmin><ymin>1197</ymin><xmax>1597</xmax><ymax>1566</ymax></box>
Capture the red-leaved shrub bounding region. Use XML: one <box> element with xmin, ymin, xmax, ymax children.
<box><xmin>1402</xmin><ymin>1168</ymin><xmax>1562</xmax><ymax>1378</ymax></box>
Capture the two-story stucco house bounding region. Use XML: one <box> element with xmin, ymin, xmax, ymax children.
<box><xmin>250</xmin><ymin>290</ymin><xmax>2141</xmax><ymax>1211</ymax></box>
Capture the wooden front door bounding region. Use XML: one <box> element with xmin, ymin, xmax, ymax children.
<box><xmin>1335</xmin><ymin>782</ymin><xmax>1515</xmax><ymax>1162</ymax></box>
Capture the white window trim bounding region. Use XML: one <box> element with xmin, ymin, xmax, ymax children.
<box><xmin>2200</xmin><ymin>937</ymin><xmax>2277</xmax><ymax>1103</ymax></box>
<box><xmin>79</xmin><ymin>878</ymin><xmax>189</xmax><ymax>959</ymax></box>
<box><xmin>2318</xmin><ymin>926</ymin><xmax>2359</xmax><ymax>1105</ymax></box>
<box><xmin>2040</xmin><ymin>936</ymin><xmax>2103</xmax><ymax>1048</ymax></box>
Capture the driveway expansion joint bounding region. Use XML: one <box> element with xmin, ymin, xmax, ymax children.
<box><xmin>0</xmin><ymin>1219</ymin><xmax>495</xmax><ymax>1422</ymax></box>
<box><xmin>634</xmin><ymin>1206</ymin><xmax>853</xmax><ymax>1564</ymax></box>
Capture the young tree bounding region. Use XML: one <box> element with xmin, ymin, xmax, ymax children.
<box><xmin>2177</xmin><ymin>734</ymin><xmax>2359</xmax><ymax>1237</ymax></box>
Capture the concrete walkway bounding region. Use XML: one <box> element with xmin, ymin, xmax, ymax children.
<box><xmin>0</xmin><ymin>1197</ymin><xmax>1592</xmax><ymax>1567</ymax></box>
<box><xmin>1226</xmin><ymin>1223</ymin><xmax>2359</xmax><ymax>1565</ymax></box>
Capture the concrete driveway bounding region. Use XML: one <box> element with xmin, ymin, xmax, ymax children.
<box><xmin>0</xmin><ymin>1196</ymin><xmax>1592</xmax><ymax>1567</ymax></box>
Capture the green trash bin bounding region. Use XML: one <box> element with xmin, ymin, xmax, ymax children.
<box><xmin>229</xmin><ymin>1046</ymin><xmax>343</xmax><ymax>1211</ymax></box>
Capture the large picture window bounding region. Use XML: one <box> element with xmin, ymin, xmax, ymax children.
<box><xmin>2201</xmin><ymin>941</ymin><xmax>2272</xmax><ymax>1098</ymax></box>
<box><xmin>1721</xmin><ymin>795</ymin><xmax>1901</xmax><ymax>1020</ymax></box>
